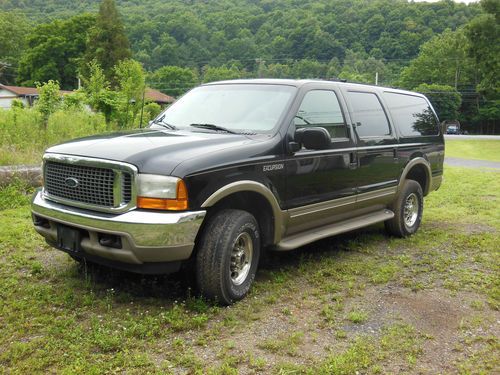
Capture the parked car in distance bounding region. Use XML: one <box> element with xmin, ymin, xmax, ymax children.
<box><xmin>31</xmin><ymin>79</ymin><xmax>444</xmax><ymax>304</ymax></box>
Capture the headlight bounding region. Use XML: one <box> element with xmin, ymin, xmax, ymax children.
<box><xmin>136</xmin><ymin>174</ymin><xmax>188</xmax><ymax>210</ymax></box>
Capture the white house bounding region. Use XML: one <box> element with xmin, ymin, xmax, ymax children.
<box><xmin>0</xmin><ymin>84</ymin><xmax>41</xmax><ymax>109</ymax></box>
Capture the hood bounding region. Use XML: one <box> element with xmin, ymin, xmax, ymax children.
<box><xmin>46</xmin><ymin>129</ymin><xmax>260</xmax><ymax>175</ymax></box>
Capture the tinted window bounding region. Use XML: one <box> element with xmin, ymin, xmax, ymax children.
<box><xmin>346</xmin><ymin>91</ymin><xmax>391</xmax><ymax>137</ymax></box>
<box><xmin>294</xmin><ymin>90</ymin><xmax>348</xmax><ymax>139</ymax></box>
<box><xmin>383</xmin><ymin>92</ymin><xmax>438</xmax><ymax>136</ymax></box>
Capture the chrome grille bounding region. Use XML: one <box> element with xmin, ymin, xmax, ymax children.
<box><xmin>45</xmin><ymin>161</ymin><xmax>115</xmax><ymax>207</ymax></box>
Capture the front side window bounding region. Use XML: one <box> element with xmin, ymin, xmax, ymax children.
<box><xmin>152</xmin><ymin>84</ymin><xmax>297</xmax><ymax>133</ymax></box>
<box><xmin>294</xmin><ymin>90</ymin><xmax>348</xmax><ymax>139</ymax></box>
<box><xmin>346</xmin><ymin>91</ymin><xmax>391</xmax><ymax>138</ymax></box>
<box><xmin>383</xmin><ymin>92</ymin><xmax>439</xmax><ymax>136</ymax></box>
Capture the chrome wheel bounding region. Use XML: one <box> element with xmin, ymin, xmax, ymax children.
<box><xmin>230</xmin><ymin>232</ymin><xmax>253</xmax><ymax>285</ymax></box>
<box><xmin>404</xmin><ymin>193</ymin><xmax>419</xmax><ymax>227</ymax></box>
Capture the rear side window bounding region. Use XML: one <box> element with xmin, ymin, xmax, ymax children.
<box><xmin>346</xmin><ymin>91</ymin><xmax>391</xmax><ymax>137</ymax></box>
<box><xmin>294</xmin><ymin>90</ymin><xmax>348</xmax><ymax>139</ymax></box>
<box><xmin>383</xmin><ymin>92</ymin><xmax>439</xmax><ymax>136</ymax></box>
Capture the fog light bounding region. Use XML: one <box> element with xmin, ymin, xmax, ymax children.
<box><xmin>98</xmin><ymin>234</ymin><xmax>122</xmax><ymax>249</ymax></box>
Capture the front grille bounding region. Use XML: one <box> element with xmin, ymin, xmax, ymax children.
<box><xmin>45</xmin><ymin>161</ymin><xmax>117</xmax><ymax>207</ymax></box>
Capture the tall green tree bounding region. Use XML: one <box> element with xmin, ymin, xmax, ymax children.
<box><xmin>0</xmin><ymin>11</ymin><xmax>30</xmax><ymax>84</ymax></box>
<box><xmin>399</xmin><ymin>28</ymin><xmax>475</xmax><ymax>90</ymax></box>
<box><xmin>466</xmin><ymin>0</ymin><xmax>500</xmax><ymax>98</ymax></box>
<box><xmin>114</xmin><ymin>59</ymin><xmax>145</xmax><ymax>128</ymax></box>
<box><xmin>466</xmin><ymin>0</ymin><xmax>500</xmax><ymax>133</ymax></box>
<box><xmin>84</xmin><ymin>0</ymin><xmax>131</xmax><ymax>86</ymax></box>
<box><xmin>16</xmin><ymin>14</ymin><xmax>94</xmax><ymax>89</ymax></box>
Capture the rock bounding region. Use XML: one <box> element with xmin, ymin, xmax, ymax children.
<box><xmin>0</xmin><ymin>165</ymin><xmax>42</xmax><ymax>187</ymax></box>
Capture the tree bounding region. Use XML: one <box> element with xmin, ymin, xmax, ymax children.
<box><xmin>16</xmin><ymin>14</ymin><xmax>94</xmax><ymax>89</ymax></box>
<box><xmin>399</xmin><ymin>28</ymin><xmax>475</xmax><ymax>90</ymax></box>
<box><xmin>414</xmin><ymin>83</ymin><xmax>462</xmax><ymax>121</ymax></box>
<box><xmin>0</xmin><ymin>11</ymin><xmax>30</xmax><ymax>84</ymax></box>
<box><xmin>114</xmin><ymin>59</ymin><xmax>145</xmax><ymax>128</ymax></box>
<box><xmin>202</xmin><ymin>66</ymin><xmax>242</xmax><ymax>83</ymax></box>
<box><xmin>84</xmin><ymin>0</ymin><xmax>131</xmax><ymax>85</ymax></box>
<box><xmin>81</xmin><ymin>60</ymin><xmax>117</xmax><ymax>124</ymax></box>
<box><xmin>466</xmin><ymin>0</ymin><xmax>500</xmax><ymax>98</ymax></box>
<box><xmin>36</xmin><ymin>80</ymin><xmax>62</xmax><ymax>128</ymax></box>
<box><xmin>149</xmin><ymin>66</ymin><xmax>198</xmax><ymax>97</ymax></box>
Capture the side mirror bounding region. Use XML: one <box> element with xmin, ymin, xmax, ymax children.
<box><xmin>295</xmin><ymin>127</ymin><xmax>331</xmax><ymax>150</ymax></box>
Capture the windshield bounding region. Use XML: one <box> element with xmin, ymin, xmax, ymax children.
<box><xmin>152</xmin><ymin>84</ymin><xmax>297</xmax><ymax>133</ymax></box>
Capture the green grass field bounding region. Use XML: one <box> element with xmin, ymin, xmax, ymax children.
<box><xmin>445</xmin><ymin>139</ymin><xmax>500</xmax><ymax>162</ymax></box>
<box><xmin>1</xmin><ymin>166</ymin><xmax>498</xmax><ymax>373</ymax></box>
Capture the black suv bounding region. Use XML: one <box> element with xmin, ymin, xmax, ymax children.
<box><xmin>32</xmin><ymin>79</ymin><xmax>444</xmax><ymax>304</ymax></box>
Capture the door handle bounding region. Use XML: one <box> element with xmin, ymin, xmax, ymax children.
<box><xmin>349</xmin><ymin>152</ymin><xmax>358</xmax><ymax>169</ymax></box>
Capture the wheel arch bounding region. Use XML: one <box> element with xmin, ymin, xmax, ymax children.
<box><xmin>201</xmin><ymin>180</ymin><xmax>284</xmax><ymax>245</ymax></box>
<box><xmin>398</xmin><ymin>157</ymin><xmax>432</xmax><ymax>196</ymax></box>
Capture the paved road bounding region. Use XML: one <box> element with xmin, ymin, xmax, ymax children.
<box><xmin>445</xmin><ymin>157</ymin><xmax>500</xmax><ymax>170</ymax></box>
<box><xmin>445</xmin><ymin>135</ymin><xmax>500</xmax><ymax>140</ymax></box>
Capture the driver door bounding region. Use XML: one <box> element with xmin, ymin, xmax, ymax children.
<box><xmin>285</xmin><ymin>89</ymin><xmax>358</xmax><ymax>235</ymax></box>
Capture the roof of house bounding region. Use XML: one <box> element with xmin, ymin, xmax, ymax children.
<box><xmin>1</xmin><ymin>84</ymin><xmax>174</xmax><ymax>103</ymax></box>
<box><xmin>0</xmin><ymin>84</ymin><xmax>72</xmax><ymax>96</ymax></box>
<box><xmin>145</xmin><ymin>88</ymin><xmax>175</xmax><ymax>104</ymax></box>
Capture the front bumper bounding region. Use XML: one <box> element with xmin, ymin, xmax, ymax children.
<box><xmin>31</xmin><ymin>190</ymin><xmax>206</xmax><ymax>272</ymax></box>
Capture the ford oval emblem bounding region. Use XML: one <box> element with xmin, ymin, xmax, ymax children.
<box><xmin>65</xmin><ymin>177</ymin><xmax>79</xmax><ymax>188</ymax></box>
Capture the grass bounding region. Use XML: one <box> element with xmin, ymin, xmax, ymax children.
<box><xmin>0</xmin><ymin>108</ymin><xmax>108</xmax><ymax>165</ymax></box>
<box><xmin>0</xmin><ymin>166</ymin><xmax>499</xmax><ymax>373</ymax></box>
<box><xmin>445</xmin><ymin>139</ymin><xmax>500</xmax><ymax>162</ymax></box>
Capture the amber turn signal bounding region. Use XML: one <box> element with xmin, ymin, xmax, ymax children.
<box><xmin>137</xmin><ymin>180</ymin><xmax>188</xmax><ymax>210</ymax></box>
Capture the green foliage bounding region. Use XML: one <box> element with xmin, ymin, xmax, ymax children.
<box><xmin>0</xmin><ymin>11</ymin><xmax>30</xmax><ymax>84</ymax></box>
<box><xmin>399</xmin><ymin>28</ymin><xmax>475</xmax><ymax>90</ymax></box>
<box><xmin>202</xmin><ymin>65</ymin><xmax>242</xmax><ymax>83</ymax></box>
<box><xmin>81</xmin><ymin>60</ymin><xmax>115</xmax><ymax>124</ymax></box>
<box><xmin>414</xmin><ymin>83</ymin><xmax>462</xmax><ymax>121</ymax></box>
<box><xmin>149</xmin><ymin>66</ymin><xmax>198</xmax><ymax>97</ymax></box>
<box><xmin>84</xmin><ymin>0</ymin><xmax>131</xmax><ymax>85</ymax></box>
<box><xmin>6</xmin><ymin>0</ymin><xmax>482</xmax><ymax>74</ymax></box>
<box><xmin>0</xmin><ymin>107</ymin><xmax>107</xmax><ymax>165</ymax></box>
<box><xmin>466</xmin><ymin>0</ymin><xmax>500</xmax><ymax>98</ymax></box>
<box><xmin>114</xmin><ymin>59</ymin><xmax>145</xmax><ymax>127</ymax></box>
<box><xmin>142</xmin><ymin>102</ymin><xmax>162</xmax><ymax>123</ymax></box>
<box><xmin>0</xmin><ymin>179</ymin><xmax>34</xmax><ymax>211</ymax></box>
<box><xmin>16</xmin><ymin>14</ymin><xmax>95</xmax><ymax>90</ymax></box>
<box><xmin>35</xmin><ymin>80</ymin><xmax>62</xmax><ymax>127</ymax></box>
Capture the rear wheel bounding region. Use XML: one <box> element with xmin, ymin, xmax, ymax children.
<box><xmin>385</xmin><ymin>179</ymin><xmax>423</xmax><ymax>237</ymax></box>
<box><xmin>196</xmin><ymin>209</ymin><xmax>260</xmax><ymax>305</ymax></box>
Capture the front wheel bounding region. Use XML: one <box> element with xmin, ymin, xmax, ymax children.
<box><xmin>196</xmin><ymin>209</ymin><xmax>260</xmax><ymax>305</ymax></box>
<box><xmin>385</xmin><ymin>179</ymin><xmax>423</xmax><ymax>237</ymax></box>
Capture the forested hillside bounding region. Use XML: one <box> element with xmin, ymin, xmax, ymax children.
<box><xmin>0</xmin><ymin>0</ymin><xmax>498</xmax><ymax>133</ymax></box>
<box><xmin>1</xmin><ymin>0</ymin><xmax>480</xmax><ymax>73</ymax></box>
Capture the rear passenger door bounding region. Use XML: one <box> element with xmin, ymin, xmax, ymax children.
<box><xmin>341</xmin><ymin>89</ymin><xmax>400</xmax><ymax>197</ymax></box>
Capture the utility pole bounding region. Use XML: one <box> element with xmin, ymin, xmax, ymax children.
<box><xmin>375</xmin><ymin>72</ymin><xmax>379</xmax><ymax>86</ymax></box>
<box><xmin>139</xmin><ymin>88</ymin><xmax>146</xmax><ymax>129</ymax></box>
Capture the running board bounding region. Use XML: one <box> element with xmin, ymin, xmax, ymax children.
<box><xmin>275</xmin><ymin>209</ymin><xmax>394</xmax><ymax>251</ymax></box>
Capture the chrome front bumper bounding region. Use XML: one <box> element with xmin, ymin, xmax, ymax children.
<box><xmin>31</xmin><ymin>190</ymin><xmax>206</xmax><ymax>267</ymax></box>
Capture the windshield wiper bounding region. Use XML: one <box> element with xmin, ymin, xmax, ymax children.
<box><xmin>151</xmin><ymin>115</ymin><xmax>177</xmax><ymax>130</ymax></box>
<box><xmin>189</xmin><ymin>123</ymin><xmax>237</xmax><ymax>134</ymax></box>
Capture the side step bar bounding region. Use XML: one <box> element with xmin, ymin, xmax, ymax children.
<box><xmin>275</xmin><ymin>209</ymin><xmax>394</xmax><ymax>251</ymax></box>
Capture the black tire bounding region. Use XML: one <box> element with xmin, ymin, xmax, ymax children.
<box><xmin>195</xmin><ymin>209</ymin><xmax>260</xmax><ymax>305</ymax></box>
<box><xmin>385</xmin><ymin>179</ymin><xmax>423</xmax><ymax>238</ymax></box>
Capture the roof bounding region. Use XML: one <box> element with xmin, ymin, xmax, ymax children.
<box><xmin>202</xmin><ymin>78</ymin><xmax>424</xmax><ymax>98</ymax></box>
<box><xmin>0</xmin><ymin>84</ymin><xmax>39</xmax><ymax>95</ymax></box>
<box><xmin>145</xmin><ymin>88</ymin><xmax>174</xmax><ymax>104</ymax></box>
<box><xmin>0</xmin><ymin>84</ymin><xmax>72</xmax><ymax>96</ymax></box>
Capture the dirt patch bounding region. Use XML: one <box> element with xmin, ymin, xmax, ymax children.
<box><xmin>357</xmin><ymin>287</ymin><xmax>499</xmax><ymax>374</ymax></box>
